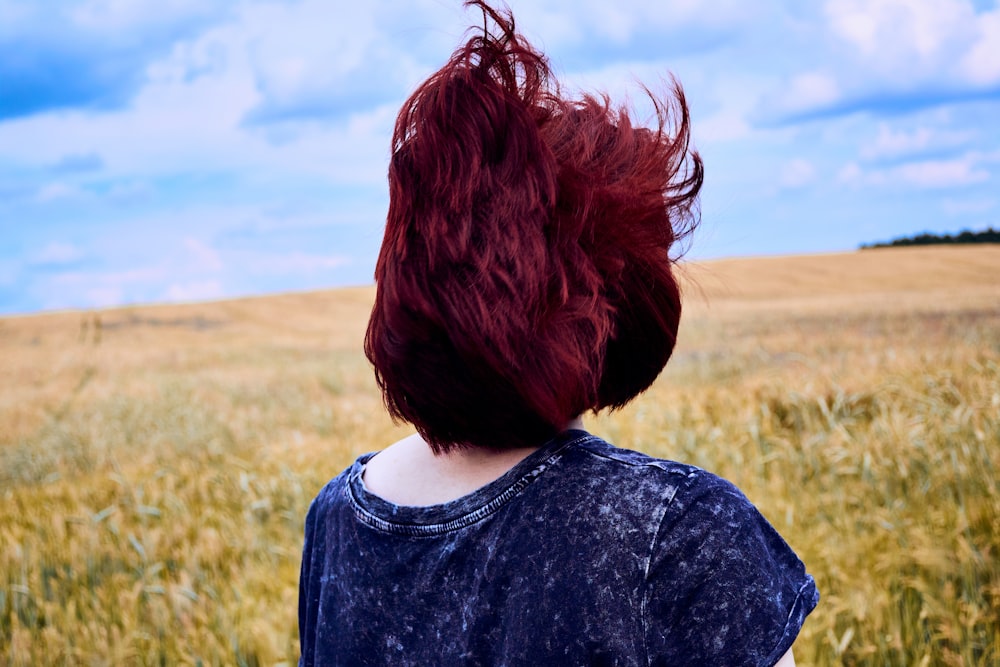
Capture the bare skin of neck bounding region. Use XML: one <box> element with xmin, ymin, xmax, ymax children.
<box><xmin>362</xmin><ymin>417</ymin><xmax>584</xmax><ymax>507</ymax></box>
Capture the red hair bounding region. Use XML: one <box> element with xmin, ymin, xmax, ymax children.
<box><xmin>365</xmin><ymin>1</ymin><xmax>702</xmax><ymax>453</ymax></box>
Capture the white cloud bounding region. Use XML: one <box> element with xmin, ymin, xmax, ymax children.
<box><xmin>78</xmin><ymin>286</ymin><xmax>124</xmax><ymax>310</ymax></box>
<box><xmin>32</xmin><ymin>242</ymin><xmax>85</xmax><ymax>265</ymax></box>
<box><xmin>248</xmin><ymin>251</ymin><xmax>350</xmax><ymax>274</ymax></box>
<box><xmin>824</xmin><ymin>0</ymin><xmax>977</xmax><ymax>74</ymax></box>
<box><xmin>780</xmin><ymin>159</ymin><xmax>817</xmax><ymax>189</ymax></box>
<box><xmin>692</xmin><ymin>73</ymin><xmax>765</xmax><ymax>144</ymax></box>
<box><xmin>894</xmin><ymin>157</ymin><xmax>990</xmax><ymax>188</ymax></box>
<box><xmin>163</xmin><ymin>280</ymin><xmax>224</xmax><ymax>302</ymax></box>
<box><xmin>67</xmin><ymin>0</ymin><xmax>225</xmax><ymax>33</ymax></box>
<box><xmin>860</xmin><ymin>122</ymin><xmax>974</xmax><ymax>160</ymax></box>
<box><xmin>240</xmin><ymin>0</ymin><xmax>434</xmax><ymax>124</ymax></box>
<box><xmin>771</xmin><ymin>72</ymin><xmax>840</xmax><ymax>117</ymax></box>
<box><xmin>43</xmin><ymin>266</ymin><xmax>169</xmax><ymax>310</ymax></box>
<box><xmin>35</xmin><ymin>182</ymin><xmax>85</xmax><ymax>202</ymax></box>
<box><xmin>841</xmin><ymin>154</ymin><xmax>991</xmax><ymax>189</ymax></box>
<box><xmin>183</xmin><ymin>237</ymin><xmax>223</xmax><ymax>272</ymax></box>
<box><xmin>0</xmin><ymin>8</ymin><xmax>400</xmax><ymax>188</ymax></box>
<box><xmin>0</xmin><ymin>2</ymin><xmax>32</xmax><ymax>28</ymax></box>
<box><xmin>758</xmin><ymin>1</ymin><xmax>1000</xmax><ymax>121</ymax></box>
<box><xmin>107</xmin><ymin>180</ymin><xmax>154</xmax><ymax>203</ymax></box>
<box><xmin>941</xmin><ymin>197</ymin><xmax>996</xmax><ymax>216</ymax></box>
<box><xmin>513</xmin><ymin>0</ymin><xmax>750</xmax><ymax>46</ymax></box>
<box><xmin>959</xmin><ymin>9</ymin><xmax>1000</xmax><ymax>85</ymax></box>
<box><xmin>4</xmin><ymin>0</ymin><xmax>1000</xmax><ymax>313</ymax></box>
<box><xmin>862</xmin><ymin>124</ymin><xmax>933</xmax><ymax>159</ymax></box>
<box><xmin>0</xmin><ymin>1</ymin><xmax>233</xmax><ymax>121</ymax></box>
<box><xmin>0</xmin><ymin>260</ymin><xmax>17</xmax><ymax>287</ymax></box>
<box><xmin>837</xmin><ymin>162</ymin><xmax>863</xmax><ymax>185</ymax></box>
<box><xmin>697</xmin><ymin>108</ymin><xmax>751</xmax><ymax>143</ymax></box>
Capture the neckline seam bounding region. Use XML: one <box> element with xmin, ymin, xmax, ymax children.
<box><xmin>347</xmin><ymin>432</ymin><xmax>592</xmax><ymax>536</ymax></box>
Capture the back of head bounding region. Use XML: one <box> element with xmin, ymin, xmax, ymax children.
<box><xmin>365</xmin><ymin>1</ymin><xmax>703</xmax><ymax>453</ymax></box>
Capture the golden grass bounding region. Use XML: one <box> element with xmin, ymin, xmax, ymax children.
<box><xmin>2</xmin><ymin>245</ymin><xmax>998</xmax><ymax>665</ymax></box>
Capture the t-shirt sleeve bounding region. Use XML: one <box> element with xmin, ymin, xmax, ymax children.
<box><xmin>642</xmin><ymin>471</ymin><xmax>819</xmax><ymax>667</ymax></box>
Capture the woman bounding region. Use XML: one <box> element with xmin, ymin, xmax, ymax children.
<box><xmin>298</xmin><ymin>2</ymin><xmax>818</xmax><ymax>664</ymax></box>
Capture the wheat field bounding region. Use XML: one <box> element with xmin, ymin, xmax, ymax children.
<box><xmin>2</xmin><ymin>245</ymin><xmax>998</xmax><ymax>666</ymax></box>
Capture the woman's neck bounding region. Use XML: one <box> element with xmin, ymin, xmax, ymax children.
<box><xmin>362</xmin><ymin>418</ymin><xmax>583</xmax><ymax>506</ymax></box>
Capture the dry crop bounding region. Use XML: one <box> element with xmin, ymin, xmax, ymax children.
<box><xmin>2</xmin><ymin>245</ymin><xmax>999</xmax><ymax>666</ymax></box>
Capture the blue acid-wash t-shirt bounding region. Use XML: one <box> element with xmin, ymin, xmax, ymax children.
<box><xmin>298</xmin><ymin>430</ymin><xmax>819</xmax><ymax>666</ymax></box>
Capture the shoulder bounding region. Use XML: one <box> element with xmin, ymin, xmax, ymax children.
<box><xmin>568</xmin><ymin>435</ymin><xmax>700</xmax><ymax>487</ymax></box>
<box><xmin>566</xmin><ymin>436</ymin><xmax>763</xmax><ymax>530</ymax></box>
<box><xmin>563</xmin><ymin>435</ymin><xmax>741</xmax><ymax>514</ymax></box>
<box><xmin>542</xmin><ymin>436</ymin><xmax>751</xmax><ymax>552</ymax></box>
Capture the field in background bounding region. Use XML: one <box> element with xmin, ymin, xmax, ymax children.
<box><xmin>2</xmin><ymin>245</ymin><xmax>998</xmax><ymax>666</ymax></box>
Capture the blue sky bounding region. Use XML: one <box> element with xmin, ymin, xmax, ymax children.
<box><xmin>2</xmin><ymin>0</ymin><xmax>999</xmax><ymax>314</ymax></box>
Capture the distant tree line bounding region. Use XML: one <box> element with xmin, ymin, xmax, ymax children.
<box><xmin>860</xmin><ymin>227</ymin><xmax>999</xmax><ymax>249</ymax></box>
